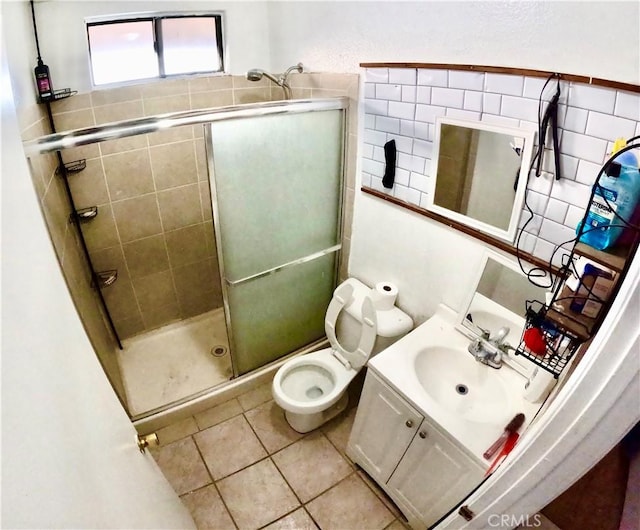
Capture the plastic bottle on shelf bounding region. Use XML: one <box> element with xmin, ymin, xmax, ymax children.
<box><xmin>577</xmin><ymin>141</ymin><xmax>640</xmax><ymax>251</ymax></box>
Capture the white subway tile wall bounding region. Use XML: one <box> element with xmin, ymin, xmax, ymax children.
<box><xmin>362</xmin><ymin>67</ymin><xmax>640</xmax><ymax>265</ymax></box>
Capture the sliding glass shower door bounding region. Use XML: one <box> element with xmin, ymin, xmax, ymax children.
<box><xmin>206</xmin><ymin>106</ymin><xmax>345</xmax><ymax>376</ymax></box>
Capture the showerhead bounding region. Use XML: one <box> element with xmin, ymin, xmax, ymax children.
<box><xmin>246</xmin><ymin>69</ymin><xmax>265</xmax><ymax>82</ymax></box>
<box><xmin>245</xmin><ymin>63</ymin><xmax>304</xmax><ymax>99</ymax></box>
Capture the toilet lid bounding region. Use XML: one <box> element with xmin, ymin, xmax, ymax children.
<box><xmin>325</xmin><ymin>282</ymin><xmax>377</xmax><ymax>370</ymax></box>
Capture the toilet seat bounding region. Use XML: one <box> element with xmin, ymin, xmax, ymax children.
<box><xmin>325</xmin><ymin>282</ymin><xmax>378</xmax><ymax>370</ymax></box>
<box><xmin>272</xmin><ymin>283</ymin><xmax>378</xmax><ymax>415</ymax></box>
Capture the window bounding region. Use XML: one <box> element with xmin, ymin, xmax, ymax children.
<box><xmin>87</xmin><ymin>14</ymin><xmax>224</xmax><ymax>86</ymax></box>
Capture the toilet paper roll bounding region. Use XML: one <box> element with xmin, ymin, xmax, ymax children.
<box><xmin>370</xmin><ymin>282</ymin><xmax>398</xmax><ymax>311</ymax></box>
<box><xmin>523</xmin><ymin>368</ymin><xmax>556</xmax><ymax>403</ymax></box>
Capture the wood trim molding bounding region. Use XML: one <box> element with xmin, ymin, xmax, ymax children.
<box><xmin>361</xmin><ymin>185</ymin><xmax>558</xmax><ymax>274</ymax></box>
<box><xmin>359</xmin><ymin>62</ymin><xmax>640</xmax><ymax>94</ymax></box>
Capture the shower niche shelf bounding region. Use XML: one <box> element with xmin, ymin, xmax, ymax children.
<box><xmin>56</xmin><ymin>159</ymin><xmax>86</xmax><ymax>175</ymax></box>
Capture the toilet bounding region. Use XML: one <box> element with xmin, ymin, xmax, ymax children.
<box><xmin>272</xmin><ymin>278</ymin><xmax>413</xmax><ymax>433</ymax></box>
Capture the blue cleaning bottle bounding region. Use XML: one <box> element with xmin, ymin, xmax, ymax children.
<box><xmin>577</xmin><ymin>147</ymin><xmax>640</xmax><ymax>250</ymax></box>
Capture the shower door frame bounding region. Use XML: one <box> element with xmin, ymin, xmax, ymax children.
<box><xmin>204</xmin><ymin>101</ymin><xmax>349</xmax><ymax>378</ymax></box>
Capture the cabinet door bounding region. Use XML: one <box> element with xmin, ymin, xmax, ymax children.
<box><xmin>347</xmin><ymin>371</ymin><xmax>424</xmax><ymax>483</ymax></box>
<box><xmin>387</xmin><ymin>420</ymin><xmax>484</xmax><ymax>527</ymax></box>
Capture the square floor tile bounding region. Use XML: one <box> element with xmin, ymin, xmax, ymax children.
<box><xmin>194</xmin><ymin>414</ymin><xmax>267</xmax><ymax>479</ymax></box>
<box><xmin>244</xmin><ymin>400</ymin><xmax>304</xmax><ymax>454</ymax></box>
<box><xmin>321</xmin><ymin>407</ymin><xmax>357</xmax><ymax>456</ymax></box>
<box><xmin>262</xmin><ymin>508</ymin><xmax>318</xmax><ymax>530</ymax></box>
<box><xmin>306</xmin><ymin>474</ymin><xmax>395</xmax><ymax>530</ymax></box>
<box><xmin>217</xmin><ymin>458</ymin><xmax>300</xmax><ymax>530</ymax></box>
<box><xmin>156</xmin><ymin>416</ymin><xmax>199</xmax><ymax>445</ymax></box>
<box><xmin>272</xmin><ymin>433</ymin><xmax>352</xmax><ymax>502</ymax></box>
<box><xmin>152</xmin><ymin>437</ymin><xmax>211</xmax><ymax>495</ymax></box>
<box><xmin>180</xmin><ymin>484</ymin><xmax>235</xmax><ymax>529</ymax></box>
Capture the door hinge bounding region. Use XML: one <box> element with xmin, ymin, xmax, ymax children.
<box><xmin>459</xmin><ymin>505</ymin><xmax>474</xmax><ymax>521</ymax></box>
<box><xmin>137</xmin><ymin>433</ymin><xmax>159</xmax><ymax>453</ymax></box>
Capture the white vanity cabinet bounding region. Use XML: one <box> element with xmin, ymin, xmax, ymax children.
<box><xmin>347</xmin><ymin>370</ymin><xmax>484</xmax><ymax>529</ymax></box>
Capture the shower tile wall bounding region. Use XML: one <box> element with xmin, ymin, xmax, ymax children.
<box><xmin>30</xmin><ymin>72</ymin><xmax>359</xmax><ymax>339</ymax></box>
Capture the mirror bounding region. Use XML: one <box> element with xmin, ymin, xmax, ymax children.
<box><xmin>457</xmin><ymin>252</ymin><xmax>551</xmax><ymax>375</ymax></box>
<box><xmin>428</xmin><ymin>117</ymin><xmax>534</xmax><ymax>242</ymax></box>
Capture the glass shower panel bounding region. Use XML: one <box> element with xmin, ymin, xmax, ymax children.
<box><xmin>208</xmin><ymin>109</ymin><xmax>344</xmax><ymax>376</ymax></box>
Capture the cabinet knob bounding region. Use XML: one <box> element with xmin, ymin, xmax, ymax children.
<box><xmin>405</xmin><ymin>419</ymin><xmax>414</xmax><ymax>428</ymax></box>
<box><xmin>419</xmin><ymin>430</ymin><xmax>427</xmax><ymax>439</ymax></box>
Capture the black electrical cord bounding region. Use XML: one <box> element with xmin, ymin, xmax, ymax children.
<box><xmin>30</xmin><ymin>0</ymin><xmax>42</xmax><ymax>61</ymax></box>
<box><xmin>515</xmin><ymin>72</ymin><xmax>560</xmax><ymax>289</ymax></box>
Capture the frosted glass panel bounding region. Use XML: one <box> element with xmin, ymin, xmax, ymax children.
<box><xmin>210</xmin><ymin>110</ymin><xmax>343</xmax><ymax>282</ymax></box>
<box><xmin>88</xmin><ymin>21</ymin><xmax>158</xmax><ymax>85</ymax></box>
<box><xmin>228</xmin><ymin>254</ymin><xmax>336</xmax><ymax>375</ymax></box>
<box><xmin>161</xmin><ymin>17</ymin><xmax>221</xmax><ymax>75</ymax></box>
<box><xmin>208</xmin><ymin>107</ymin><xmax>345</xmax><ymax>375</ymax></box>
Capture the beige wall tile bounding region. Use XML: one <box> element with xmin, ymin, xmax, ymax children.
<box><xmin>41</xmin><ymin>178</ymin><xmax>72</xmax><ymax>254</ymax></box>
<box><xmin>204</xmin><ymin>220</ymin><xmax>217</xmax><ymax>258</ymax></box>
<box><xmin>103</xmin><ymin>149</ymin><xmax>154</xmax><ymax>201</ymax></box>
<box><xmin>93</xmin><ymin>100</ymin><xmax>144</xmax><ymax>125</ymax></box>
<box><xmin>290</xmin><ymin>88</ymin><xmax>313</xmax><ymax>99</ymax></box>
<box><xmin>122</xmin><ymin>234</ymin><xmax>170</xmax><ymax>278</ymax></box>
<box><xmin>172</xmin><ymin>259</ymin><xmax>217</xmax><ymax>306</ymax></box>
<box><xmin>53</xmin><ymin>108</ymin><xmax>95</xmax><ymax>131</ymax></box>
<box><xmin>199</xmin><ymin>181</ymin><xmax>213</xmax><ymax>220</ymax></box>
<box><xmin>26</xmin><ymin>155</ymin><xmax>47</xmax><ymax>200</ymax></box>
<box><xmin>142</xmin><ymin>301</ymin><xmax>182</xmax><ymax>330</ymax></box>
<box><xmin>141</xmin><ymin>79</ymin><xmax>189</xmax><ymax>99</ymax></box>
<box><xmin>232</xmin><ymin>74</ymin><xmax>269</xmax><ymax>90</ymax></box>
<box><xmin>165</xmin><ymin>223</ymin><xmax>208</xmax><ymax>268</ymax></box>
<box><xmin>91</xmin><ymin>85</ymin><xmax>142</xmax><ymax>107</ymax></box>
<box><xmin>102</xmin><ymin>277</ymin><xmax>141</xmax><ymax>322</ymax></box>
<box><xmin>143</xmin><ymin>94</ymin><xmax>191</xmax><ymax>116</ymax></box>
<box><xmin>112</xmin><ymin>194</ymin><xmax>162</xmax><ymax>242</ymax></box>
<box><xmin>61</xmin><ymin>144</ymin><xmax>101</xmax><ymax>164</ymax></box>
<box><xmin>51</xmin><ymin>93</ymin><xmax>92</xmax><ymax>114</ymax></box>
<box><xmin>148</xmin><ymin>126</ymin><xmax>193</xmax><ymax>147</ymax></box>
<box><xmin>150</xmin><ymin>140</ymin><xmax>197</xmax><ymax>190</ymax></box>
<box><xmin>233</xmin><ymin>87</ymin><xmax>271</xmax><ymax>105</ymax></box>
<box><xmin>190</xmin><ymin>90</ymin><xmax>234</xmax><ymax>110</ymax></box>
<box><xmin>81</xmin><ymin>203</ymin><xmax>120</xmax><ymax>252</ymax></box>
<box><xmin>157</xmin><ymin>184</ymin><xmax>203</xmax><ymax>231</ymax></box>
<box><xmin>99</xmin><ymin>134</ymin><xmax>148</xmax><ymax>156</ymax></box>
<box><xmin>68</xmin><ymin>158</ymin><xmax>110</xmax><ymax>205</ymax></box>
<box><xmin>90</xmin><ymin>244</ymin><xmax>127</xmax><ymax>275</ymax></box>
<box><xmin>195</xmin><ymin>138</ymin><xmax>208</xmax><ymax>181</ymax></box>
<box><xmin>180</xmin><ymin>293</ymin><xmax>217</xmax><ymax>319</ymax></box>
<box><xmin>189</xmin><ymin>75</ymin><xmax>233</xmax><ymax>93</ymax></box>
<box><xmin>114</xmin><ymin>314</ymin><xmax>145</xmax><ymax>339</ymax></box>
<box><xmin>132</xmin><ymin>270</ymin><xmax>178</xmax><ymax>314</ymax></box>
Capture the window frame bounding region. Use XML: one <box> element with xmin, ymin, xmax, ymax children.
<box><xmin>86</xmin><ymin>12</ymin><xmax>226</xmax><ymax>88</ymax></box>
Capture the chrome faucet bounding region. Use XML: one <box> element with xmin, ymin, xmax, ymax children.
<box><xmin>467</xmin><ymin>326</ymin><xmax>511</xmax><ymax>369</ymax></box>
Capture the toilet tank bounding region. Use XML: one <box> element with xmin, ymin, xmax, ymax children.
<box><xmin>334</xmin><ymin>278</ymin><xmax>413</xmax><ymax>355</ymax></box>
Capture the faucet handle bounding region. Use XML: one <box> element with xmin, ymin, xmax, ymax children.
<box><xmin>490</xmin><ymin>326</ymin><xmax>510</xmax><ymax>344</ymax></box>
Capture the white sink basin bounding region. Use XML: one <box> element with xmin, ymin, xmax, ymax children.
<box><xmin>368</xmin><ymin>304</ymin><xmax>542</xmax><ymax>463</ymax></box>
<box><xmin>414</xmin><ymin>346</ymin><xmax>510</xmax><ymax>423</ymax></box>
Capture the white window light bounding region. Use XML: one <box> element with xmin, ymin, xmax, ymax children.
<box><xmin>87</xmin><ymin>13</ymin><xmax>224</xmax><ymax>86</ymax></box>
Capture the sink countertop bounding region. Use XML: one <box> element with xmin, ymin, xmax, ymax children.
<box><xmin>368</xmin><ymin>305</ymin><xmax>543</xmax><ymax>467</ymax></box>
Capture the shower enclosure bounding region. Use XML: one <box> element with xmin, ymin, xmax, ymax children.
<box><xmin>24</xmin><ymin>98</ymin><xmax>348</xmax><ymax>420</ymax></box>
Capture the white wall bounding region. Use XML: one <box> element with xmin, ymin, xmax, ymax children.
<box><xmin>268</xmin><ymin>1</ymin><xmax>640</xmax><ymax>83</ymax></box>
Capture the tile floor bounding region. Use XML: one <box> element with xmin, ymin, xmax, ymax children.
<box><xmin>151</xmin><ymin>379</ymin><xmax>409</xmax><ymax>530</ymax></box>
<box><xmin>119</xmin><ymin>309</ymin><xmax>232</xmax><ymax>415</ymax></box>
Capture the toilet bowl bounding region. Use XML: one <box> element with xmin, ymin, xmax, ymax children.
<box><xmin>272</xmin><ymin>278</ymin><xmax>412</xmax><ymax>433</ymax></box>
